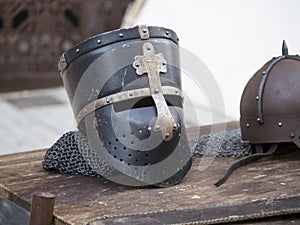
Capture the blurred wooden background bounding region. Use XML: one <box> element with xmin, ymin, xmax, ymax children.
<box><xmin>0</xmin><ymin>0</ymin><xmax>133</xmax><ymax>92</ymax></box>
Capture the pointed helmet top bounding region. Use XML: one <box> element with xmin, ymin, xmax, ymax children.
<box><xmin>282</xmin><ymin>40</ymin><xmax>289</xmax><ymax>56</ymax></box>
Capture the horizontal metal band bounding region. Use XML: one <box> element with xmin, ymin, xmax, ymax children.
<box><xmin>240</xmin><ymin>115</ymin><xmax>300</xmax><ymax>145</ymax></box>
<box><xmin>58</xmin><ymin>26</ymin><xmax>179</xmax><ymax>75</ymax></box>
<box><xmin>76</xmin><ymin>86</ymin><xmax>182</xmax><ymax>125</ymax></box>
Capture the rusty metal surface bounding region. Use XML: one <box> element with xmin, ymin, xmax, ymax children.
<box><xmin>0</xmin><ymin>0</ymin><xmax>132</xmax><ymax>92</ymax></box>
<box><xmin>0</xmin><ymin>123</ymin><xmax>300</xmax><ymax>224</ymax></box>
<box><xmin>240</xmin><ymin>42</ymin><xmax>300</xmax><ymax>147</ymax></box>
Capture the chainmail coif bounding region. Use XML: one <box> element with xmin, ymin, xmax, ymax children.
<box><xmin>43</xmin><ymin>129</ymin><xmax>250</xmax><ymax>177</ymax></box>
<box><xmin>43</xmin><ymin>131</ymin><xmax>100</xmax><ymax>177</ymax></box>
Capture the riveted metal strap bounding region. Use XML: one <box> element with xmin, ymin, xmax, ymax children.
<box><xmin>138</xmin><ymin>25</ymin><xmax>149</xmax><ymax>39</ymax></box>
<box><xmin>257</xmin><ymin>55</ymin><xmax>300</xmax><ymax>124</ymax></box>
<box><xmin>76</xmin><ymin>86</ymin><xmax>182</xmax><ymax>125</ymax></box>
<box><xmin>257</xmin><ymin>56</ymin><xmax>284</xmax><ymax>124</ymax></box>
<box><xmin>60</xmin><ymin>26</ymin><xmax>179</xmax><ymax>69</ymax></box>
<box><xmin>58</xmin><ymin>53</ymin><xmax>68</xmax><ymax>76</ymax></box>
<box><xmin>133</xmin><ymin>42</ymin><xmax>176</xmax><ymax>142</ymax></box>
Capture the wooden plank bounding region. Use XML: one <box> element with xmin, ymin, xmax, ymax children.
<box><xmin>30</xmin><ymin>192</ymin><xmax>55</xmax><ymax>225</ymax></box>
<box><xmin>91</xmin><ymin>195</ymin><xmax>300</xmax><ymax>224</ymax></box>
<box><xmin>0</xmin><ymin>122</ymin><xmax>299</xmax><ymax>225</ymax></box>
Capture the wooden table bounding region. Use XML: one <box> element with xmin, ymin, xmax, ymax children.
<box><xmin>1</xmin><ymin>122</ymin><xmax>300</xmax><ymax>224</ymax></box>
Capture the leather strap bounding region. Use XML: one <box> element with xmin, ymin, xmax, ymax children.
<box><xmin>215</xmin><ymin>143</ymin><xmax>278</xmax><ymax>187</ymax></box>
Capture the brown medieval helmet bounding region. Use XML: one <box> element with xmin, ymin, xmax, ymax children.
<box><xmin>240</xmin><ymin>41</ymin><xmax>300</xmax><ymax>149</ymax></box>
<box><xmin>215</xmin><ymin>41</ymin><xmax>300</xmax><ymax>187</ymax></box>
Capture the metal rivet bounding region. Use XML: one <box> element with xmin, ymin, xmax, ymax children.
<box><xmin>257</xmin><ymin>118</ymin><xmax>261</xmax><ymax>122</ymax></box>
<box><xmin>119</xmin><ymin>33</ymin><xmax>124</xmax><ymax>37</ymax></box>
<box><xmin>138</xmin><ymin>129</ymin><xmax>143</xmax><ymax>133</ymax></box>
<box><xmin>289</xmin><ymin>132</ymin><xmax>295</xmax><ymax>138</ymax></box>
<box><xmin>173</xmin><ymin>124</ymin><xmax>178</xmax><ymax>130</ymax></box>
<box><xmin>97</xmin><ymin>40</ymin><xmax>101</xmax><ymax>44</ymax></box>
<box><xmin>76</xmin><ymin>48</ymin><xmax>80</xmax><ymax>53</ymax></box>
<box><xmin>262</xmin><ymin>71</ymin><xmax>266</xmax><ymax>75</ymax></box>
<box><xmin>129</xmin><ymin>92</ymin><xmax>133</xmax><ymax>97</ymax></box>
<box><xmin>147</xmin><ymin>127</ymin><xmax>151</xmax><ymax>131</ymax></box>
<box><xmin>166</xmin><ymin>31</ymin><xmax>169</xmax><ymax>35</ymax></box>
<box><xmin>154</xmin><ymin>89</ymin><xmax>159</xmax><ymax>94</ymax></box>
<box><xmin>246</xmin><ymin>123</ymin><xmax>250</xmax><ymax>128</ymax></box>
<box><xmin>146</xmin><ymin>46</ymin><xmax>151</xmax><ymax>50</ymax></box>
<box><xmin>142</xmin><ymin>28</ymin><xmax>147</xmax><ymax>33</ymax></box>
<box><xmin>106</xmin><ymin>98</ymin><xmax>110</xmax><ymax>103</ymax></box>
<box><xmin>256</xmin><ymin>96</ymin><xmax>259</xmax><ymax>100</ymax></box>
<box><xmin>278</xmin><ymin>122</ymin><xmax>283</xmax><ymax>127</ymax></box>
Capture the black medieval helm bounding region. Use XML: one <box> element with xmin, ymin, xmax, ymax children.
<box><xmin>58</xmin><ymin>25</ymin><xmax>193</xmax><ymax>186</ymax></box>
<box><xmin>240</xmin><ymin>41</ymin><xmax>300</xmax><ymax>150</ymax></box>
